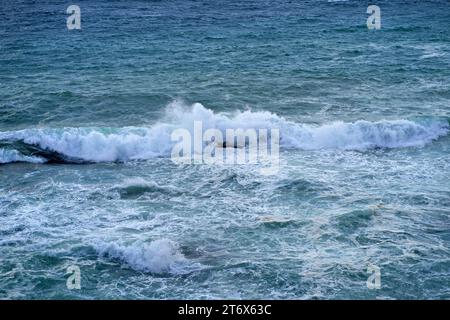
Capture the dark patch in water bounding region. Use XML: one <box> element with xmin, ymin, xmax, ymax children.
<box><xmin>116</xmin><ymin>183</ymin><xmax>183</xmax><ymax>200</ymax></box>
<box><xmin>273</xmin><ymin>178</ymin><xmax>328</xmax><ymax>198</ymax></box>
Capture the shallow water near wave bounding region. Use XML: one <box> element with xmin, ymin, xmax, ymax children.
<box><xmin>1</xmin><ymin>0</ymin><xmax>450</xmax><ymax>299</ymax></box>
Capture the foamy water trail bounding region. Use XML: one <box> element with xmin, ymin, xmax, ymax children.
<box><xmin>0</xmin><ymin>102</ymin><xmax>448</xmax><ymax>164</ymax></box>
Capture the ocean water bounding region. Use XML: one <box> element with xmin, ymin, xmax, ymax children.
<box><xmin>1</xmin><ymin>0</ymin><xmax>450</xmax><ymax>299</ymax></box>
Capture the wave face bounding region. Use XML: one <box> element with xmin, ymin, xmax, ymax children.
<box><xmin>281</xmin><ymin>118</ymin><xmax>449</xmax><ymax>150</ymax></box>
<box><xmin>0</xmin><ymin>102</ymin><xmax>448</xmax><ymax>164</ymax></box>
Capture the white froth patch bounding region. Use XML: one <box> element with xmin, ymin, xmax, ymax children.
<box><xmin>122</xmin><ymin>177</ymin><xmax>159</xmax><ymax>188</ymax></box>
<box><xmin>95</xmin><ymin>239</ymin><xmax>199</xmax><ymax>275</ymax></box>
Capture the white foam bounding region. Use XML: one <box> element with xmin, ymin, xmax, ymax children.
<box><xmin>121</xmin><ymin>177</ymin><xmax>161</xmax><ymax>189</ymax></box>
<box><xmin>0</xmin><ymin>101</ymin><xmax>448</xmax><ymax>163</ymax></box>
<box><xmin>281</xmin><ymin>119</ymin><xmax>449</xmax><ymax>150</ymax></box>
<box><xmin>0</xmin><ymin>148</ymin><xmax>45</xmax><ymax>164</ymax></box>
<box><xmin>95</xmin><ymin>239</ymin><xmax>199</xmax><ymax>274</ymax></box>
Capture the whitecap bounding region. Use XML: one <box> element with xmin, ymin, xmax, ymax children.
<box><xmin>0</xmin><ymin>101</ymin><xmax>448</xmax><ymax>163</ymax></box>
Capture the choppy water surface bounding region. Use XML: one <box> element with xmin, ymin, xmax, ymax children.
<box><xmin>1</xmin><ymin>0</ymin><xmax>450</xmax><ymax>299</ymax></box>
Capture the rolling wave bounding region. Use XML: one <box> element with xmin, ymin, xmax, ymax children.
<box><xmin>0</xmin><ymin>102</ymin><xmax>448</xmax><ymax>164</ymax></box>
<box><xmin>95</xmin><ymin>239</ymin><xmax>203</xmax><ymax>275</ymax></box>
<box><xmin>0</xmin><ymin>148</ymin><xmax>45</xmax><ymax>164</ymax></box>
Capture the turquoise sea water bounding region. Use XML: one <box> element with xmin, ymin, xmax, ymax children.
<box><xmin>1</xmin><ymin>0</ymin><xmax>450</xmax><ymax>299</ymax></box>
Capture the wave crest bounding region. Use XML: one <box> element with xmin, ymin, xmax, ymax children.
<box><xmin>0</xmin><ymin>101</ymin><xmax>448</xmax><ymax>164</ymax></box>
<box><xmin>95</xmin><ymin>239</ymin><xmax>201</xmax><ymax>275</ymax></box>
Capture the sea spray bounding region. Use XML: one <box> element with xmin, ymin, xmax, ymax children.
<box><xmin>0</xmin><ymin>102</ymin><xmax>448</xmax><ymax>164</ymax></box>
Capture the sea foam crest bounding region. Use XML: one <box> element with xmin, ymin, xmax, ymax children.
<box><xmin>0</xmin><ymin>101</ymin><xmax>448</xmax><ymax>164</ymax></box>
<box><xmin>95</xmin><ymin>239</ymin><xmax>200</xmax><ymax>275</ymax></box>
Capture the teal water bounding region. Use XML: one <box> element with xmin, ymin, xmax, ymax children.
<box><xmin>1</xmin><ymin>0</ymin><xmax>450</xmax><ymax>299</ymax></box>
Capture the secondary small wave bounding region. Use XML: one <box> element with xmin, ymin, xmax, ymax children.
<box><xmin>0</xmin><ymin>101</ymin><xmax>448</xmax><ymax>164</ymax></box>
<box><xmin>0</xmin><ymin>148</ymin><xmax>45</xmax><ymax>164</ymax></box>
<box><xmin>95</xmin><ymin>239</ymin><xmax>202</xmax><ymax>275</ymax></box>
<box><xmin>114</xmin><ymin>178</ymin><xmax>184</xmax><ymax>199</ymax></box>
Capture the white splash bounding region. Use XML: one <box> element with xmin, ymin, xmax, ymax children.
<box><xmin>0</xmin><ymin>101</ymin><xmax>448</xmax><ymax>163</ymax></box>
<box><xmin>95</xmin><ymin>239</ymin><xmax>201</xmax><ymax>275</ymax></box>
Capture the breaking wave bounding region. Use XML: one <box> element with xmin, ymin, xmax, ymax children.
<box><xmin>0</xmin><ymin>101</ymin><xmax>448</xmax><ymax>164</ymax></box>
<box><xmin>0</xmin><ymin>148</ymin><xmax>45</xmax><ymax>164</ymax></box>
<box><xmin>95</xmin><ymin>239</ymin><xmax>202</xmax><ymax>275</ymax></box>
<box><xmin>114</xmin><ymin>178</ymin><xmax>184</xmax><ymax>199</ymax></box>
